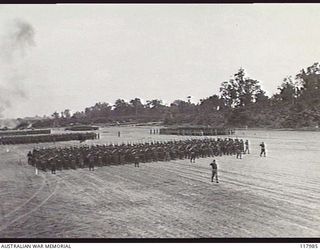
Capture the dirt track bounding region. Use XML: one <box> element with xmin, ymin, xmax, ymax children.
<box><xmin>0</xmin><ymin>127</ymin><xmax>319</xmax><ymax>238</ymax></box>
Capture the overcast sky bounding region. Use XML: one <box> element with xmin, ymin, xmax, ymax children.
<box><xmin>1</xmin><ymin>4</ymin><xmax>320</xmax><ymax>119</ymax></box>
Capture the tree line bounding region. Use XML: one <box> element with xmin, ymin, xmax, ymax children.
<box><xmin>29</xmin><ymin>62</ymin><xmax>320</xmax><ymax>129</ymax></box>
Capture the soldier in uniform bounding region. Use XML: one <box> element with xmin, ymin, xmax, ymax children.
<box><xmin>134</xmin><ymin>152</ymin><xmax>140</xmax><ymax>168</ymax></box>
<box><xmin>244</xmin><ymin>140</ymin><xmax>250</xmax><ymax>154</ymax></box>
<box><xmin>56</xmin><ymin>156</ymin><xmax>62</xmax><ymax>171</ymax></box>
<box><xmin>27</xmin><ymin>151</ymin><xmax>33</xmax><ymax>165</ymax></box>
<box><xmin>260</xmin><ymin>142</ymin><xmax>266</xmax><ymax>157</ymax></box>
<box><xmin>88</xmin><ymin>154</ymin><xmax>95</xmax><ymax>171</ymax></box>
<box><xmin>239</xmin><ymin>139</ymin><xmax>244</xmax><ymax>154</ymax></box>
<box><xmin>210</xmin><ymin>159</ymin><xmax>219</xmax><ymax>183</ymax></box>
<box><xmin>190</xmin><ymin>150</ymin><xmax>196</xmax><ymax>163</ymax></box>
<box><xmin>78</xmin><ymin>154</ymin><xmax>85</xmax><ymax>168</ymax></box>
<box><xmin>97</xmin><ymin>153</ymin><xmax>103</xmax><ymax>167</ymax></box>
<box><xmin>236</xmin><ymin>141</ymin><xmax>242</xmax><ymax>159</ymax></box>
<box><xmin>50</xmin><ymin>158</ymin><xmax>56</xmax><ymax>174</ymax></box>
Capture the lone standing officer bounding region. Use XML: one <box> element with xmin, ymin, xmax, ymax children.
<box><xmin>259</xmin><ymin>142</ymin><xmax>266</xmax><ymax>157</ymax></box>
<box><xmin>210</xmin><ymin>159</ymin><xmax>219</xmax><ymax>183</ymax></box>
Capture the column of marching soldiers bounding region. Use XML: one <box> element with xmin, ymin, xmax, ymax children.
<box><xmin>27</xmin><ymin>138</ymin><xmax>247</xmax><ymax>173</ymax></box>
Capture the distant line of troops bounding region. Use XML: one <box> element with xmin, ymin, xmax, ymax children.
<box><xmin>0</xmin><ymin>132</ymin><xmax>98</xmax><ymax>145</ymax></box>
<box><xmin>0</xmin><ymin>129</ymin><xmax>51</xmax><ymax>137</ymax></box>
<box><xmin>159</xmin><ymin>128</ymin><xmax>234</xmax><ymax>136</ymax></box>
<box><xmin>27</xmin><ymin>138</ymin><xmax>250</xmax><ymax>173</ymax></box>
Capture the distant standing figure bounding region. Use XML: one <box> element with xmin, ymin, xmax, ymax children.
<box><xmin>118</xmin><ymin>131</ymin><xmax>121</xmax><ymax>137</ymax></box>
<box><xmin>259</xmin><ymin>142</ymin><xmax>266</xmax><ymax>157</ymax></box>
<box><xmin>134</xmin><ymin>154</ymin><xmax>139</xmax><ymax>168</ymax></box>
<box><xmin>244</xmin><ymin>140</ymin><xmax>250</xmax><ymax>154</ymax></box>
<box><xmin>190</xmin><ymin>151</ymin><xmax>196</xmax><ymax>163</ymax></box>
<box><xmin>27</xmin><ymin>151</ymin><xmax>33</xmax><ymax>165</ymax></box>
<box><xmin>210</xmin><ymin>159</ymin><xmax>219</xmax><ymax>183</ymax></box>
<box><xmin>236</xmin><ymin>146</ymin><xmax>242</xmax><ymax>159</ymax></box>
<box><xmin>88</xmin><ymin>154</ymin><xmax>95</xmax><ymax>171</ymax></box>
<box><xmin>51</xmin><ymin>167</ymin><xmax>56</xmax><ymax>174</ymax></box>
<box><xmin>50</xmin><ymin>159</ymin><xmax>56</xmax><ymax>174</ymax></box>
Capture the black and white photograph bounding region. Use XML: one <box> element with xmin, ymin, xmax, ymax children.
<box><xmin>0</xmin><ymin>4</ymin><xmax>319</xmax><ymax>241</ymax></box>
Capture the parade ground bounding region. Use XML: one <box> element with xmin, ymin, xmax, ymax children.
<box><xmin>0</xmin><ymin>126</ymin><xmax>319</xmax><ymax>238</ymax></box>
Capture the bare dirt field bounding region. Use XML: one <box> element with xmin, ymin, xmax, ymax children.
<box><xmin>0</xmin><ymin>126</ymin><xmax>319</xmax><ymax>238</ymax></box>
